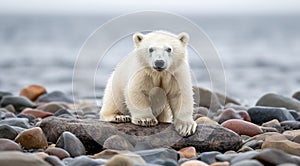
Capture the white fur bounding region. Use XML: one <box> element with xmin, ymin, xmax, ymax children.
<box><xmin>100</xmin><ymin>31</ymin><xmax>196</xmax><ymax>136</ymax></box>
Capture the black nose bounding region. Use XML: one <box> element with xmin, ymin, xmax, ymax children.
<box><xmin>154</xmin><ymin>60</ymin><xmax>165</xmax><ymax>68</ymax></box>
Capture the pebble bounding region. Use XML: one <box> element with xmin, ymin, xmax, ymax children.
<box><xmin>193</xmin><ymin>86</ymin><xmax>222</xmax><ymax>113</ymax></box>
<box><xmin>153</xmin><ymin>159</ymin><xmax>178</xmax><ymax>166</ymax></box>
<box><xmin>0</xmin><ymin>91</ymin><xmax>12</xmax><ymax>100</ymax></box>
<box><xmin>34</xmin><ymin>152</ymin><xmax>49</xmax><ymax>159</ymax></box>
<box><xmin>197</xmin><ymin>151</ymin><xmax>221</xmax><ymax>164</ymax></box>
<box><xmin>181</xmin><ymin>160</ymin><xmax>209</xmax><ymax>166</ymax></box>
<box><xmin>16</xmin><ymin>113</ymin><xmax>36</xmax><ymax>123</ymax></box>
<box><xmin>193</xmin><ymin>107</ymin><xmax>209</xmax><ymax>117</ymax></box>
<box><xmin>45</xmin><ymin>147</ymin><xmax>70</xmax><ymax>159</ymax></box>
<box><xmin>195</xmin><ymin>117</ymin><xmax>218</xmax><ymax>125</ymax></box>
<box><xmin>135</xmin><ymin>148</ymin><xmax>178</xmax><ymax>163</ymax></box>
<box><xmin>215</xmin><ymin>153</ymin><xmax>239</xmax><ymax>162</ymax></box>
<box><xmin>54</xmin><ymin>109</ymin><xmax>74</xmax><ymax>117</ymax></box>
<box><xmin>292</xmin><ymin>91</ymin><xmax>300</xmax><ymax>101</ymax></box>
<box><xmin>262</xmin><ymin>119</ymin><xmax>283</xmax><ymax>132</ymax></box>
<box><xmin>218</xmin><ymin>108</ymin><xmax>250</xmax><ymax>124</ymax></box>
<box><xmin>106</xmin><ymin>153</ymin><xmax>146</xmax><ymax>166</ymax></box>
<box><xmin>0</xmin><ymin>151</ymin><xmax>51</xmax><ymax>166</ymax></box>
<box><xmin>103</xmin><ymin>135</ymin><xmax>134</xmax><ymax>151</ymax></box>
<box><xmin>254</xmin><ymin>148</ymin><xmax>300</xmax><ymax>165</ymax></box>
<box><xmin>237</xmin><ymin>146</ymin><xmax>253</xmax><ymax>153</ymax></box>
<box><xmin>261</xmin><ymin>134</ymin><xmax>300</xmax><ymax>156</ymax></box>
<box><xmin>5</xmin><ymin>104</ymin><xmax>16</xmax><ymax>113</ymax></box>
<box><xmin>231</xmin><ymin>160</ymin><xmax>263</xmax><ymax>166</ymax></box>
<box><xmin>21</xmin><ymin>109</ymin><xmax>53</xmax><ymax>119</ymax></box>
<box><xmin>179</xmin><ymin>146</ymin><xmax>197</xmax><ymax>159</ymax></box>
<box><xmin>247</xmin><ymin>106</ymin><xmax>295</xmax><ymax>125</ymax></box>
<box><xmin>56</xmin><ymin>131</ymin><xmax>86</xmax><ymax>157</ymax></box>
<box><xmin>15</xmin><ymin>127</ymin><xmax>48</xmax><ymax>149</ymax></box>
<box><xmin>210</xmin><ymin>161</ymin><xmax>230</xmax><ymax>166</ymax></box>
<box><xmin>0</xmin><ymin>138</ymin><xmax>22</xmax><ymax>151</ymax></box>
<box><xmin>37</xmin><ymin>102</ymin><xmax>68</xmax><ymax>114</ymax></box>
<box><xmin>44</xmin><ymin>155</ymin><xmax>65</xmax><ymax>166</ymax></box>
<box><xmin>64</xmin><ymin>155</ymin><xmax>104</xmax><ymax>166</ymax></box>
<box><xmin>0</xmin><ymin>96</ymin><xmax>36</xmax><ymax>112</ymax></box>
<box><xmin>280</xmin><ymin>121</ymin><xmax>300</xmax><ymax>130</ymax></box>
<box><xmin>243</xmin><ymin>140</ymin><xmax>264</xmax><ymax>150</ymax></box>
<box><xmin>256</xmin><ymin>93</ymin><xmax>300</xmax><ymax>112</ymax></box>
<box><xmin>0</xmin><ymin>118</ymin><xmax>32</xmax><ymax>129</ymax></box>
<box><xmin>19</xmin><ymin>84</ymin><xmax>47</xmax><ymax>101</ymax></box>
<box><xmin>91</xmin><ymin>149</ymin><xmax>129</xmax><ymax>159</ymax></box>
<box><xmin>230</xmin><ymin>151</ymin><xmax>259</xmax><ymax>164</ymax></box>
<box><xmin>37</xmin><ymin>91</ymin><xmax>74</xmax><ymax>103</ymax></box>
<box><xmin>133</xmin><ymin>142</ymin><xmax>153</xmax><ymax>151</ymax></box>
<box><xmin>0</xmin><ymin>124</ymin><xmax>18</xmax><ymax>139</ymax></box>
<box><xmin>221</xmin><ymin>119</ymin><xmax>263</xmax><ymax>136</ymax></box>
<box><xmin>0</xmin><ymin>110</ymin><xmax>16</xmax><ymax>119</ymax></box>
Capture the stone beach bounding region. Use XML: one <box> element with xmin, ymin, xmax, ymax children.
<box><xmin>1</xmin><ymin>84</ymin><xmax>300</xmax><ymax>165</ymax></box>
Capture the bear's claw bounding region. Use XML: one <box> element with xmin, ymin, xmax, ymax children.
<box><xmin>132</xmin><ymin>117</ymin><xmax>158</xmax><ymax>127</ymax></box>
<box><xmin>174</xmin><ymin>119</ymin><xmax>197</xmax><ymax>137</ymax></box>
<box><xmin>113</xmin><ymin>115</ymin><xmax>131</xmax><ymax>123</ymax></box>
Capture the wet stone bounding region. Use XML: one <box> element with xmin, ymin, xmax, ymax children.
<box><xmin>0</xmin><ymin>124</ymin><xmax>18</xmax><ymax>140</ymax></box>
<box><xmin>0</xmin><ymin>96</ymin><xmax>36</xmax><ymax>112</ymax></box>
<box><xmin>56</xmin><ymin>131</ymin><xmax>86</xmax><ymax>157</ymax></box>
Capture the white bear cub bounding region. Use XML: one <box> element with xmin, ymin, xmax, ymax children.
<box><xmin>100</xmin><ymin>31</ymin><xmax>197</xmax><ymax>137</ymax></box>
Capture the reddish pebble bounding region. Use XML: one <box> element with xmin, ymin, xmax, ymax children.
<box><xmin>181</xmin><ymin>160</ymin><xmax>209</xmax><ymax>166</ymax></box>
<box><xmin>45</xmin><ymin>147</ymin><xmax>70</xmax><ymax>159</ymax></box>
<box><xmin>21</xmin><ymin>109</ymin><xmax>53</xmax><ymax>118</ymax></box>
<box><xmin>221</xmin><ymin>119</ymin><xmax>263</xmax><ymax>136</ymax></box>
<box><xmin>179</xmin><ymin>146</ymin><xmax>197</xmax><ymax>158</ymax></box>
<box><xmin>15</xmin><ymin>127</ymin><xmax>48</xmax><ymax>149</ymax></box>
<box><xmin>20</xmin><ymin>84</ymin><xmax>47</xmax><ymax>101</ymax></box>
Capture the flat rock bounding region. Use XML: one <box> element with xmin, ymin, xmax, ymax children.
<box><xmin>256</xmin><ymin>93</ymin><xmax>300</xmax><ymax>112</ymax></box>
<box><xmin>37</xmin><ymin>91</ymin><xmax>73</xmax><ymax>103</ymax></box>
<box><xmin>15</xmin><ymin>127</ymin><xmax>48</xmax><ymax>149</ymax></box>
<box><xmin>0</xmin><ymin>124</ymin><xmax>18</xmax><ymax>140</ymax></box>
<box><xmin>19</xmin><ymin>84</ymin><xmax>47</xmax><ymax>101</ymax></box>
<box><xmin>0</xmin><ymin>92</ymin><xmax>12</xmax><ymax>101</ymax></box>
<box><xmin>103</xmin><ymin>135</ymin><xmax>134</xmax><ymax>151</ymax></box>
<box><xmin>0</xmin><ymin>138</ymin><xmax>22</xmax><ymax>151</ymax></box>
<box><xmin>56</xmin><ymin>131</ymin><xmax>86</xmax><ymax>157</ymax></box>
<box><xmin>0</xmin><ymin>151</ymin><xmax>51</xmax><ymax>166</ymax></box>
<box><xmin>247</xmin><ymin>106</ymin><xmax>295</xmax><ymax>125</ymax></box>
<box><xmin>198</xmin><ymin>151</ymin><xmax>222</xmax><ymax>164</ymax></box>
<box><xmin>38</xmin><ymin>117</ymin><xmax>242</xmax><ymax>154</ymax></box>
<box><xmin>0</xmin><ymin>96</ymin><xmax>36</xmax><ymax>112</ymax></box>
<box><xmin>280</xmin><ymin>121</ymin><xmax>300</xmax><ymax>130</ymax></box>
<box><xmin>136</xmin><ymin>148</ymin><xmax>178</xmax><ymax>163</ymax></box>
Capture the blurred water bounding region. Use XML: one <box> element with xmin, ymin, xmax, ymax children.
<box><xmin>0</xmin><ymin>14</ymin><xmax>299</xmax><ymax>105</ymax></box>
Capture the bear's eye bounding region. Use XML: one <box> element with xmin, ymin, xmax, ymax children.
<box><xmin>166</xmin><ymin>47</ymin><xmax>172</xmax><ymax>53</ymax></box>
<box><xmin>149</xmin><ymin>47</ymin><xmax>154</xmax><ymax>53</ymax></box>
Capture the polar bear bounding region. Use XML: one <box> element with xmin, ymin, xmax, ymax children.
<box><xmin>100</xmin><ymin>31</ymin><xmax>197</xmax><ymax>137</ymax></box>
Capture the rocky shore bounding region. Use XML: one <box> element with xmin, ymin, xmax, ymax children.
<box><xmin>0</xmin><ymin>84</ymin><xmax>300</xmax><ymax>166</ymax></box>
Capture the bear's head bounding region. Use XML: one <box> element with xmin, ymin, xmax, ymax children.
<box><xmin>133</xmin><ymin>31</ymin><xmax>189</xmax><ymax>72</ymax></box>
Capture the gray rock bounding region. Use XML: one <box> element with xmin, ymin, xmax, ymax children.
<box><xmin>215</xmin><ymin>153</ymin><xmax>239</xmax><ymax>162</ymax></box>
<box><xmin>103</xmin><ymin>135</ymin><xmax>134</xmax><ymax>151</ymax></box>
<box><xmin>231</xmin><ymin>159</ymin><xmax>263</xmax><ymax>166</ymax></box>
<box><xmin>135</xmin><ymin>148</ymin><xmax>178</xmax><ymax>163</ymax></box>
<box><xmin>292</xmin><ymin>91</ymin><xmax>300</xmax><ymax>101</ymax></box>
<box><xmin>0</xmin><ymin>151</ymin><xmax>51</xmax><ymax>166</ymax></box>
<box><xmin>254</xmin><ymin>148</ymin><xmax>300</xmax><ymax>165</ymax></box>
<box><xmin>231</xmin><ymin>151</ymin><xmax>259</xmax><ymax>164</ymax></box>
<box><xmin>0</xmin><ymin>138</ymin><xmax>22</xmax><ymax>151</ymax></box>
<box><xmin>0</xmin><ymin>118</ymin><xmax>32</xmax><ymax>129</ymax></box>
<box><xmin>0</xmin><ymin>124</ymin><xmax>18</xmax><ymax>140</ymax></box>
<box><xmin>44</xmin><ymin>155</ymin><xmax>65</xmax><ymax>166</ymax></box>
<box><xmin>247</xmin><ymin>106</ymin><xmax>295</xmax><ymax>125</ymax></box>
<box><xmin>65</xmin><ymin>156</ymin><xmax>101</xmax><ymax>166</ymax></box>
<box><xmin>0</xmin><ymin>96</ymin><xmax>36</xmax><ymax>112</ymax></box>
<box><xmin>37</xmin><ymin>102</ymin><xmax>68</xmax><ymax>114</ymax></box>
<box><xmin>152</xmin><ymin>158</ymin><xmax>178</xmax><ymax>166</ymax></box>
<box><xmin>56</xmin><ymin>131</ymin><xmax>86</xmax><ymax>157</ymax></box>
<box><xmin>37</xmin><ymin>91</ymin><xmax>74</xmax><ymax>103</ymax></box>
<box><xmin>243</xmin><ymin>140</ymin><xmax>264</xmax><ymax>150</ymax></box>
<box><xmin>54</xmin><ymin>109</ymin><xmax>74</xmax><ymax>117</ymax></box>
<box><xmin>0</xmin><ymin>91</ymin><xmax>12</xmax><ymax>101</ymax></box>
<box><xmin>38</xmin><ymin>117</ymin><xmax>242</xmax><ymax>154</ymax></box>
<box><xmin>288</xmin><ymin>110</ymin><xmax>299</xmax><ymax>119</ymax></box>
<box><xmin>197</xmin><ymin>151</ymin><xmax>222</xmax><ymax>164</ymax></box>
<box><xmin>256</xmin><ymin>93</ymin><xmax>300</xmax><ymax>112</ymax></box>
<box><xmin>280</xmin><ymin>121</ymin><xmax>300</xmax><ymax>130</ymax></box>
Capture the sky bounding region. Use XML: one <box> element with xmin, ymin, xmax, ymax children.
<box><xmin>1</xmin><ymin>0</ymin><xmax>300</xmax><ymax>15</ymax></box>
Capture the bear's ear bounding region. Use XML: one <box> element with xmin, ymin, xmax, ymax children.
<box><xmin>177</xmin><ymin>32</ymin><xmax>189</xmax><ymax>46</ymax></box>
<box><xmin>133</xmin><ymin>32</ymin><xmax>144</xmax><ymax>47</ymax></box>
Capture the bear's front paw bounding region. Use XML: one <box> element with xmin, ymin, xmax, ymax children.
<box><xmin>132</xmin><ymin>116</ymin><xmax>158</xmax><ymax>127</ymax></box>
<box><xmin>174</xmin><ymin>119</ymin><xmax>197</xmax><ymax>137</ymax></box>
